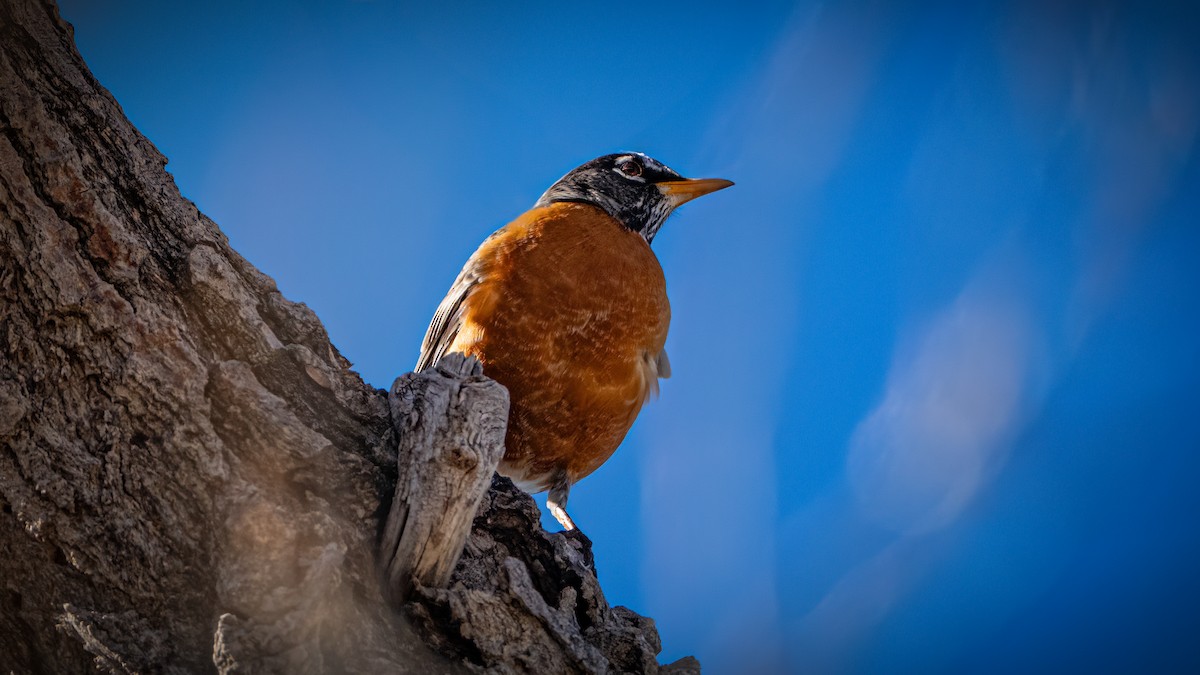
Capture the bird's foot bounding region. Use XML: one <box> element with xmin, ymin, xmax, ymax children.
<box><xmin>547</xmin><ymin>475</ymin><xmax>594</xmax><ymax>568</ymax></box>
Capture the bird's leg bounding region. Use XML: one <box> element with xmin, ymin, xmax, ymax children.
<box><xmin>547</xmin><ymin>472</ymin><xmax>594</xmax><ymax>568</ymax></box>
<box><xmin>546</xmin><ymin>475</ymin><xmax>578</xmax><ymax>531</ymax></box>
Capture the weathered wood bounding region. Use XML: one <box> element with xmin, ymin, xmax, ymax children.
<box><xmin>380</xmin><ymin>354</ymin><xmax>508</xmax><ymax>605</ymax></box>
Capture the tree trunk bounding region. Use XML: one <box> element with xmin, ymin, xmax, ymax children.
<box><xmin>0</xmin><ymin>1</ymin><xmax>697</xmax><ymax>673</ymax></box>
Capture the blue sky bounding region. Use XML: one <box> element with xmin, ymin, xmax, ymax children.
<box><xmin>61</xmin><ymin>1</ymin><xmax>1200</xmax><ymax>672</ymax></box>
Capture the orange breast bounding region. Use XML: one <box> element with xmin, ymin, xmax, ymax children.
<box><xmin>448</xmin><ymin>202</ymin><xmax>670</xmax><ymax>490</ymax></box>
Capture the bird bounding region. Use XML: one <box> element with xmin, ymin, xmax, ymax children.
<box><xmin>415</xmin><ymin>152</ymin><xmax>732</xmax><ymax>533</ymax></box>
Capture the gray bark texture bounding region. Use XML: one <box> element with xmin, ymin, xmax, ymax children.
<box><xmin>380</xmin><ymin>353</ymin><xmax>509</xmax><ymax>607</ymax></box>
<box><xmin>0</xmin><ymin>1</ymin><xmax>699</xmax><ymax>673</ymax></box>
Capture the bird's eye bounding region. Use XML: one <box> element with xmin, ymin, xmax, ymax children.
<box><xmin>619</xmin><ymin>160</ymin><xmax>643</xmax><ymax>178</ymax></box>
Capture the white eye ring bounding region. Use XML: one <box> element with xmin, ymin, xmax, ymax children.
<box><xmin>618</xmin><ymin>160</ymin><xmax>643</xmax><ymax>178</ymax></box>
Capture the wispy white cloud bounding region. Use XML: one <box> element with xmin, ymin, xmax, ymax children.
<box><xmin>784</xmin><ymin>252</ymin><xmax>1044</xmax><ymax>673</ymax></box>
<box><xmin>788</xmin><ymin>7</ymin><xmax>1200</xmax><ymax>669</ymax></box>
<box><xmin>847</xmin><ymin>271</ymin><xmax>1038</xmax><ymax>535</ymax></box>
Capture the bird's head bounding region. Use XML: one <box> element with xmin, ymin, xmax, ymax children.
<box><xmin>535</xmin><ymin>152</ymin><xmax>733</xmax><ymax>243</ymax></box>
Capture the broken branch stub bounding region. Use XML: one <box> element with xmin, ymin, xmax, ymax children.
<box><xmin>380</xmin><ymin>353</ymin><xmax>509</xmax><ymax>606</ymax></box>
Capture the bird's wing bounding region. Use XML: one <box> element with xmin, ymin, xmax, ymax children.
<box><xmin>415</xmin><ymin>254</ymin><xmax>485</xmax><ymax>373</ymax></box>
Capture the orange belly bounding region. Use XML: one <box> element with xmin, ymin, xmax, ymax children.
<box><xmin>447</xmin><ymin>202</ymin><xmax>670</xmax><ymax>491</ymax></box>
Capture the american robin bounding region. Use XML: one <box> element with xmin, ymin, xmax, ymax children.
<box><xmin>415</xmin><ymin>152</ymin><xmax>732</xmax><ymax>532</ymax></box>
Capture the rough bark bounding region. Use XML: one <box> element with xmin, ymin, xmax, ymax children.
<box><xmin>0</xmin><ymin>1</ymin><xmax>697</xmax><ymax>672</ymax></box>
<box><xmin>408</xmin><ymin>475</ymin><xmax>701</xmax><ymax>675</ymax></box>
<box><xmin>0</xmin><ymin>1</ymin><xmax>420</xmax><ymax>670</ymax></box>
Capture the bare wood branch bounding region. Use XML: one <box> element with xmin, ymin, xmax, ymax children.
<box><xmin>380</xmin><ymin>354</ymin><xmax>509</xmax><ymax>606</ymax></box>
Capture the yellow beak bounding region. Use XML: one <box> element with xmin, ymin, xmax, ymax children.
<box><xmin>657</xmin><ymin>177</ymin><xmax>735</xmax><ymax>208</ymax></box>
